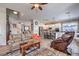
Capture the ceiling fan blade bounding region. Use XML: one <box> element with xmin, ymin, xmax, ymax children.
<box><xmin>39</xmin><ymin>6</ymin><xmax>42</xmax><ymax>10</ymax></box>
<box><xmin>40</xmin><ymin>3</ymin><xmax>48</xmax><ymax>5</ymax></box>
<box><xmin>31</xmin><ymin>6</ymin><xmax>35</xmax><ymax>10</ymax></box>
<box><xmin>30</xmin><ymin>3</ymin><xmax>48</xmax><ymax>5</ymax></box>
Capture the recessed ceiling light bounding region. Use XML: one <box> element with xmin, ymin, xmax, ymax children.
<box><xmin>13</xmin><ymin>11</ymin><xmax>18</xmax><ymax>15</ymax></box>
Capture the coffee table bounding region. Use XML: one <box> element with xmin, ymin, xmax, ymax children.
<box><xmin>20</xmin><ymin>40</ymin><xmax>40</xmax><ymax>56</ymax></box>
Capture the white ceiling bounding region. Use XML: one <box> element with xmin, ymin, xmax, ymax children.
<box><xmin>0</xmin><ymin>3</ymin><xmax>79</xmax><ymax>22</ymax></box>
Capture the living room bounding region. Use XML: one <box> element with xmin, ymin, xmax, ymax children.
<box><xmin>0</xmin><ymin>3</ymin><xmax>79</xmax><ymax>56</ymax></box>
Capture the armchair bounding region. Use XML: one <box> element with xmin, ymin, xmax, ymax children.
<box><xmin>50</xmin><ymin>32</ymin><xmax>75</xmax><ymax>54</ymax></box>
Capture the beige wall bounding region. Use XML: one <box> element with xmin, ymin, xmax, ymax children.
<box><xmin>0</xmin><ymin>7</ymin><xmax>6</xmax><ymax>45</ymax></box>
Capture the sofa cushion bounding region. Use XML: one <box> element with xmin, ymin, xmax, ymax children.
<box><xmin>0</xmin><ymin>45</ymin><xmax>10</xmax><ymax>55</ymax></box>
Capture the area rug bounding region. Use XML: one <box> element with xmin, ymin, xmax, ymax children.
<box><xmin>26</xmin><ymin>48</ymin><xmax>68</xmax><ymax>56</ymax></box>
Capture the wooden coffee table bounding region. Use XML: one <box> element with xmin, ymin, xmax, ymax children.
<box><xmin>20</xmin><ymin>40</ymin><xmax>40</xmax><ymax>56</ymax></box>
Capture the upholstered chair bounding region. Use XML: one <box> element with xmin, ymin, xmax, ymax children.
<box><xmin>50</xmin><ymin>32</ymin><xmax>75</xmax><ymax>54</ymax></box>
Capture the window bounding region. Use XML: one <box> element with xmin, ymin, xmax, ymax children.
<box><xmin>62</xmin><ymin>22</ymin><xmax>78</xmax><ymax>32</ymax></box>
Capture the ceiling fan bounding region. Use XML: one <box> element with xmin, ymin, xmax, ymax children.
<box><xmin>31</xmin><ymin>3</ymin><xmax>48</xmax><ymax>10</ymax></box>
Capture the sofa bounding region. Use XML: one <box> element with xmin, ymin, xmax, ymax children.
<box><xmin>8</xmin><ymin>34</ymin><xmax>32</xmax><ymax>51</ymax></box>
<box><xmin>0</xmin><ymin>33</ymin><xmax>32</xmax><ymax>56</ymax></box>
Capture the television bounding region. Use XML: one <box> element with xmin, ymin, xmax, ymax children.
<box><xmin>55</xmin><ymin>28</ymin><xmax>59</xmax><ymax>32</ymax></box>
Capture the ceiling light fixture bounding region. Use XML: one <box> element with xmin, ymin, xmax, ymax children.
<box><xmin>31</xmin><ymin>3</ymin><xmax>48</xmax><ymax>10</ymax></box>
<box><xmin>34</xmin><ymin>4</ymin><xmax>40</xmax><ymax>8</ymax></box>
<box><xmin>13</xmin><ymin>11</ymin><xmax>18</xmax><ymax>15</ymax></box>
